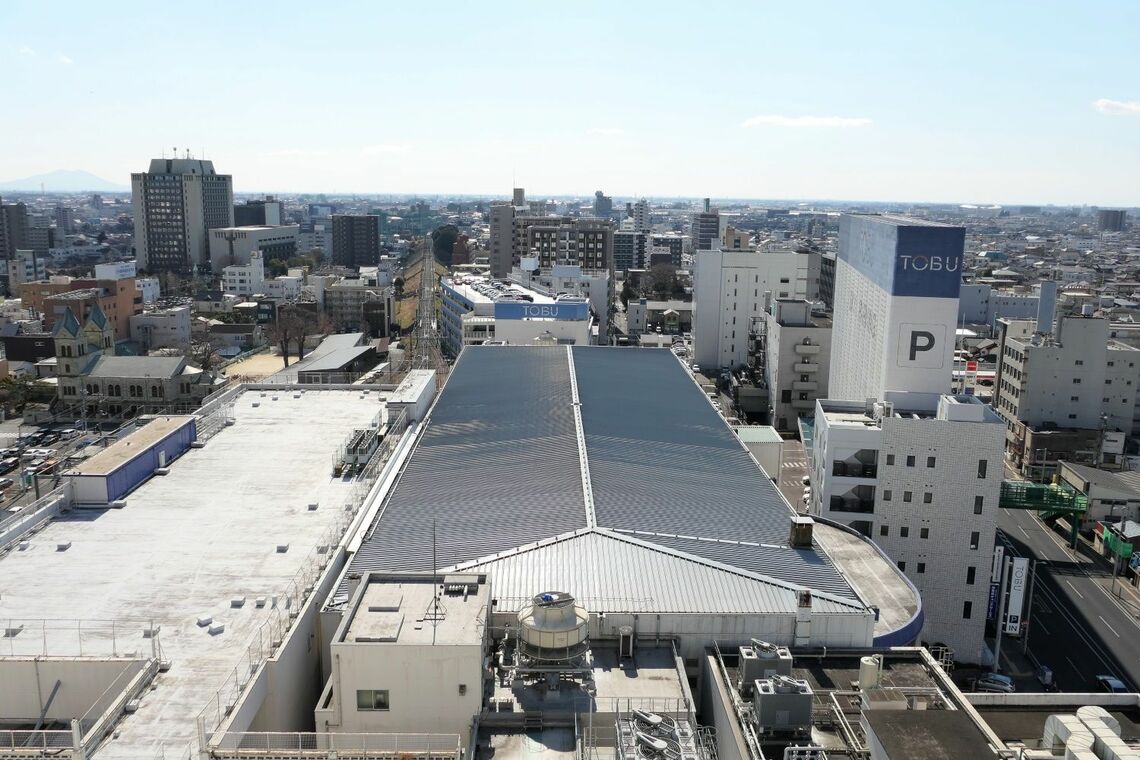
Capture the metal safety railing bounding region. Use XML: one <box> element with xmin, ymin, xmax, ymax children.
<box><xmin>0</xmin><ymin>730</ymin><xmax>75</xmax><ymax>752</ymax></box>
<box><xmin>998</xmin><ymin>480</ymin><xmax>1089</xmax><ymax>513</ymax></box>
<box><xmin>208</xmin><ymin>732</ymin><xmax>462</xmax><ymax>759</ymax></box>
<box><xmin>0</xmin><ymin>617</ymin><xmax>162</xmax><ymax>658</ymax></box>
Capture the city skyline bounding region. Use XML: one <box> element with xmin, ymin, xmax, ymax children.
<box><xmin>2</xmin><ymin>1</ymin><xmax>1140</xmax><ymax>205</ymax></box>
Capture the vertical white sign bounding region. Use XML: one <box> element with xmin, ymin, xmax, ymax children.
<box><xmin>1004</xmin><ymin>557</ymin><xmax>1029</xmax><ymax>635</ymax></box>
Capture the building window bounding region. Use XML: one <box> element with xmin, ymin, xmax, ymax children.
<box><xmin>977</xmin><ymin>460</ymin><xmax>988</xmax><ymax>478</ymax></box>
<box><xmin>356</xmin><ymin>689</ymin><xmax>390</xmax><ymax>711</ymax></box>
<box><xmin>966</xmin><ymin>566</ymin><xmax>976</xmax><ymax>585</ymax></box>
<box><xmin>974</xmin><ymin>495</ymin><xmax>984</xmax><ymax>514</ymax></box>
<box><xmin>880</xmin><ymin>524</ymin><xmax>888</xmax><ymax>536</ymax></box>
<box><xmin>881</xmin><ymin>490</ymin><xmax>892</xmax><ymax>501</ymax></box>
<box><xmin>923</xmin><ymin>492</ymin><xmax>932</xmax><ymax>504</ymax></box>
<box><xmin>1075</xmin><ymin>359</ymin><xmax>1083</xmax><ymax>366</ymax></box>
<box><xmin>926</xmin><ymin>456</ymin><xmax>936</xmax><ymax>468</ymax></box>
<box><xmin>1073</xmin><ymin>378</ymin><xmax>1081</xmax><ymax>384</ymax></box>
<box><xmin>886</xmin><ymin>454</ymin><xmax>895</xmax><ymax>465</ymax></box>
<box><xmin>969</xmin><ymin>531</ymin><xmax>980</xmax><ymax>550</ymax></box>
<box><xmin>962</xmin><ymin>601</ymin><xmax>973</xmax><ymax>619</ymax></box>
<box><xmin>899</xmin><ymin>526</ymin><xmax>909</xmax><ymax>538</ymax></box>
<box><xmin>906</xmin><ymin>455</ymin><xmax>915</xmax><ymax>467</ymax></box>
<box><xmin>897</xmin><ymin>560</ymin><xmax>906</xmax><ymax>571</ymax></box>
<box><xmin>903</xmin><ymin>491</ymin><xmax>913</xmax><ymax>503</ymax></box>
<box><xmin>921</xmin><ymin>527</ymin><xmax>931</xmax><ymax>539</ymax></box>
<box><xmin>917</xmin><ymin>563</ymin><xmax>926</xmax><ymax>574</ymax></box>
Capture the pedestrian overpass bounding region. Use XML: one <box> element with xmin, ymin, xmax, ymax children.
<box><xmin>998</xmin><ymin>480</ymin><xmax>1089</xmax><ymax>545</ymax></box>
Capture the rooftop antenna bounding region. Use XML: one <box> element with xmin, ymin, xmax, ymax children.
<box><xmin>423</xmin><ymin>519</ymin><xmax>446</xmax><ymax>643</ymax></box>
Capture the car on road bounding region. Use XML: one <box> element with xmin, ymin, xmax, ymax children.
<box><xmin>0</xmin><ymin>478</ymin><xmax>15</xmax><ymax>489</ymax></box>
<box><xmin>974</xmin><ymin>673</ymin><xmax>1016</xmax><ymax>693</ymax></box>
<box><xmin>1095</xmin><ymin>675</ymin><xmax>1128</xmax><ymax>693</ymax></box>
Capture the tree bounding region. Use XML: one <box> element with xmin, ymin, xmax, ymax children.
<box><xmin>430</xmin><ymin>225</ymin><xmax>459</xmax><ymax>266</ymax></box>
<box><xmin>646</xmin><ymin>264</ymin><xmax>679</xmax><ymax>298</ymax></box>
<box><xmin>0</xmin><ymin>374</ymin><xmax>39</xmax><ymax>413</ymax></box>
<box><xmin>393</xmin><ymin>277</ymin><xmax>405</xmax><ymax>297</ymax></box>
<box><xmin>188</xmin><ymin>335</ymin><xmax>226</xmax><ymax>372</ymax></box>
<box><xmin>620</xmin><ymin>281</ymin><xmax>635</xmax><ymax>310</ymax></box>
<box><xmin>269</xmin><ymin>305</ymin><xmax>319</xmax><ymax>366</ymax></box>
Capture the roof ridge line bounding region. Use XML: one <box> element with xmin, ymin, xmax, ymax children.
<box><xmin>566</xmin><ymin>346</ymin><xmax>596</xmax><ymax>528</ymax></box>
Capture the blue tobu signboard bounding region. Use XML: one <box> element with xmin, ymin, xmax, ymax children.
<box><xmin>493</xmin><ymin>301</ymin><xmax>590</xmax><ymax>321</ymax></box>
<box><xmin>839</xmin><ymin>215</ymin><xmax>965</xmax><ymax>299</ymax></box>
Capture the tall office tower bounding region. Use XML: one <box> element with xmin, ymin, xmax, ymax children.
<box><xmin>1096</xmin><ymin>209</ymin><xmax>1127</xmax><ymax>232</ymax></box>
<box><xmin>131</xmin><ymin>158</ymin><xmax>234</xmax><ymax>272</ymax></box>
<box><xmin>828</xmin><ymin>214</ymin><xmax>965</xmax><ymax>403</ymax></box>
<box><xmin>331</xmin><ymin>214</ymin><xmax>382</xmax><ymax>268</ymax></box>
<box><xmin>0</xmin><ymin>196</ymin><xmax>8</xmax><ymax>259</ymax></box>
<box><xmin>593</xmin><ymin>191</ymin><xmax>613</xmax><ymax>218</ymax></box>
<box><xmin>632</xmin><ymin>199</ymin><xmax>650</xmax><ymax>232</ymax></box>
<box><xmin>512</xmin><ymin>187</ymin><xmax>526</xmax><ymax>206</ymax></box>
<box><xmin>54</xmin><ymin>206</ymin><xmax>76</xmax><ymax>235</ymax></box>
<box><xmin>692</xmin><ymin>198</ymin><xmax>720</xmax><ymax>251</ymax></box>
<box><xmin>1</xmin><ymin>198</ymin><xmax>29</xmax><ymax>258</ymax></box>
<box><xmin>234</xmin><ymin>197</ymin><xmax>283</xmax><ymax>226</ymax></box>
<box><xmin>488</xmin><ymin>202</ymin><xmax>515</xmax><ymax>278</ymax></box>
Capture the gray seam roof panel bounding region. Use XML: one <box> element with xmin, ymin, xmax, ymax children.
<box><xmin>346</xmin><ymin>345</ymin><xmax>859</xmax><ymax>604</ymax></box>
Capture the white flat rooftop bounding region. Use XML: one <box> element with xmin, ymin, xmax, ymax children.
<box><xmin>0</xmin><ymin>390</ymin><xmax>385</xmax><ymax>760</ymax></box>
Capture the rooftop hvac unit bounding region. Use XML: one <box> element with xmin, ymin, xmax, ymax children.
<box><xmin>516</xmin><ymin>591</ymin><xmax>589</xmax><ymax>662</ymax></box>
<box><xmin>860</xmin><ymin>687</ymin><xmax>908</xmax><ymax>711</ymax></box>
<box><xmin>739</xmin><ymin>640</ymin><xmax>793</xmax><ymax>693</ymax></box>
<box><xmin>753</xmin><ymin>676</ymin><xmax>813</xmax><ymax>736</ymax></box>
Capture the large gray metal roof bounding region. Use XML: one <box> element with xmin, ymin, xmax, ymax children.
<box><xmin>441</xmin><ymin>528</ymin><xmax>868</xmax><ymax>616</ymax></box>
<box><xmin>346</xmin><ymin>345</ymin><xmax>862</xmax><ymax>607</ymax></box>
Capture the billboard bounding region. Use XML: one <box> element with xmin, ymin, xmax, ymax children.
<box><xmin>838</xmin><ymin>215</ymin><xmax>964</xmax><ymax>299</ymax></box>
<box><xmin>1004</xmin><ymin>556</ymin><xmax>1029</xmax><ymax>635</ymax></box>
<box><xmin>493</xmin><ymin>301</ymin><xmax>589</xmax><ymax>321</ymax></box>
<box><xmin>987</xmin><ymin>546</ymin><xmax>1004</xmax><ymax>620</ymax></box>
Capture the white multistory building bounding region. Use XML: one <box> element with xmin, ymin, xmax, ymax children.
<box><xmin>810</xmin><ymin>213</ymin><xmax>1003</xmax><ymax>662</ymax></box>
<box><xmin>130</xmin><ymin>305</ymin><xmax>191</xmax><ymax>351</ymax></box>
<box><xmin>760</xmin><ymin>299</ymin><xmax>832</xmax><ymax>432</ymax></box>
<box><xmin>7</xmin><ymin>249</ymin><xmax>46</xmax><ymax>290</ymax></box>
<box><xmin>222</xmin><ymin>251</ymin><xmax>266</xmax><ymax>297</ymax></box>
<box><xmin>208</xmin><ymin>225</ymin><xmax>299</xmax><ymax>270</ymax></box>
<box><xmin>693</xmin><ymin>247</ymin><xmax>818</xmax><ymax>370</ymax></box>
<box><xmin>810</xmin><ymin>394</ymin><xmax>1003</xmax><ymax>662</ymax></box>
<box><xmin>829</xmin><ymin>214</ymin><xmax>965</xmax><ymax>402</ymax></box>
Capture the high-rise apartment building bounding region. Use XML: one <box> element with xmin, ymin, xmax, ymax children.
<box><xmin>995</xmin><ymin>314</ymin><xmax>1138</xmax><ymax>477</ymax></box>
<box><xmin>632</xmin><ymin>199</ymin><xmax>650</xmax><ymax>231</ymax></box>
<box><xmin>1096</xmin><ymin>209</ymin><xmax>1127</xmax><ymax>232</ymax></box>
<box><xmin>613</xmin><ymin>230</ymin><xmax>648</xmax><ymax>272</ymax></box>
<box><xmin>131</xmin><ymin>158</ymin><xmax>234</xmax><ymax>272</ymax></box>
<box><xmin>527</xmin><ymin>219</ymin><xmax>613</xmax><ymax>271</ymax></box>
<box><xmin>331</xmin><ymin>215</ymin><xmax>382</xmax><ymax>268</ymax></box>
<box><xmin>758</xmin><ymin>299</ymin><xmax>832</xmax><ymax>432</ymax></box>
<box><xmin>693</xmin><ymin>248</ymin><xmax>817</xmax><ymax>370</ymax></box>
<box><xmin>692</xmin><ymin>198</ymin><xmax>720</xmax><ymax>251</ymax></box>
<box><xmin>593</xmin><ymin>191</ymin><xmax>613</xmax><ymax>218</ymax></box>
<box><xmin>828</xmin><ymin>214</ymin><xmax>965</xmax><ymax>403</ymax></box>
<box><xmin>1</xmin><ymin>198</ymin><xmax>29</xmax><ymax>258</ymax></box>
<box><xmin>54</xmin><ymin>206</ymin><xmax>76</xmax><ymax>235</ymax></box>
<box><xmin>488</xmin><ymin>202</ymin><xmax>515</xmax><ymax>278</ymax></box>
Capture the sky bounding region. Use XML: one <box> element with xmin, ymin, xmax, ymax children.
<box><xmin>2</xmin><ymin>1</ymin><xmax>1139</xmax><ymax>206</ymax></box>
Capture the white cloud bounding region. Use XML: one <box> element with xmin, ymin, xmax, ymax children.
<box><xmin>742</xmin><ymin>114</ymin><xmax>872</xmax><ymax>128</ymax></box>
<box><xmin>588</xmin><ymin>127</ymin><xmax>625</xmax><ymax>136</ymax></box>
<box><xmin>361</xmin><ymin>144</ymin><xmax>409</xmax><ymax>156</ymax></box>
<box><xmin>58</xmin><ymin>55</ymin><xmax>73</xmax><ymax>65</ymax></box>
<box><xmin>18</xmin><ymin>46</ymin><xmax>35</xmax><ymax>56</ymax></box>
<box><xmin>1093</xmin><ymin>98</ymin><xmax>1140</xmax><ymax>116</ymax></box>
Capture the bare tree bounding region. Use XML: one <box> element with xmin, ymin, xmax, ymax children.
<box><xmin>188</xmin><ymin>334</ymin><xmax>226</xmax><ymax>372</ymax></box>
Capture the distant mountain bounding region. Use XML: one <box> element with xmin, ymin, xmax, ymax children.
<box><xmin>0</xmin><ymin>169</ymin><xmax>128</xmax><ymax>193</ymax></box>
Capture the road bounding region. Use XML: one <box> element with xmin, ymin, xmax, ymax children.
<box><xmin>997</xmin><ymin>505</ymin><xmax>1140</xmax><ymax>692</ymax></box>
